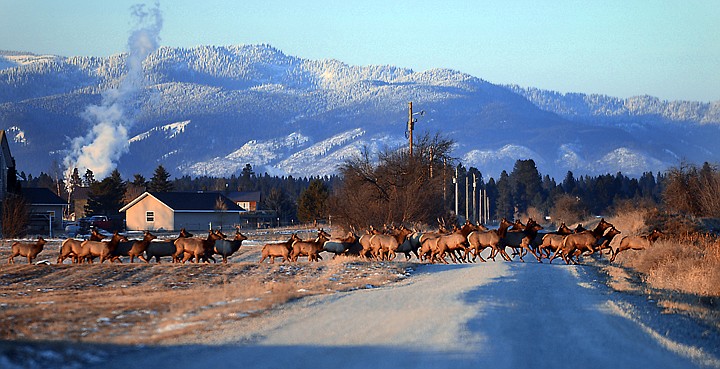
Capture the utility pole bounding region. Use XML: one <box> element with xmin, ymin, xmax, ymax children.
<box><xmin>454</xmin><ymin>166</ymin><xmax>459</xmax><ymax>219</ymax></box>
<box><xmin>408</xmin><ymin>102</ymin><xmax>414</xmax><ymax>158</ymax></box>
<box><xmin>465</xmin><ymin>174</ymin><xmax>469</xmax><ymax>222</ymax></box>
<box><xmin>473</xmin><ymin>174</ymin><xmax>477</xmax><ymax>223</ymax></box>
<box><xmin>407</xmin><ymin>101</ymin><xmax>424</xmax><ymax>158</ymax></box>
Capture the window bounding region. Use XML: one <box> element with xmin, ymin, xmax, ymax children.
<box><xmin>146</xmin><ymin>211</ymin><xmax>154</xmax><ymax>222</ymax></box>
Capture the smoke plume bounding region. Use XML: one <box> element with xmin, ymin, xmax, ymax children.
<box><xmin>64</xmin><ymin>2</ymin><xmax>162</xmax><ymax>180</ymax></box>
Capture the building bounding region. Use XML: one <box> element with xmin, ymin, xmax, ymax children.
<box><xmin>120</xmin><ymin>191</ymin><xmax>245</xmax><ymax>232</ymax></box>
<box><xmin>21</xmin><ymin>187</ymin><xmax>67</xmax><ymax>235</ymax></box>
<box><xmin>0</xmin><ymin>130</ymin><xmax>20</xmax><ymax>236</ymax></box>
<box><xmin>226</xmin><ymin>191</ymin><xmax>261</xmax><ymax>211</ymax></box>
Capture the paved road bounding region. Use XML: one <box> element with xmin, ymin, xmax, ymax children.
<box><xmin>97</xmin><ymin>262</ymin><xmax>719</xmax><ymax>369</ymax></box>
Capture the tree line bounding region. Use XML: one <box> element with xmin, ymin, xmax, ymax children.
<box><xmin>12</xmin><ymin>133</ymin><xmax>720</xmax><ymax>236</ymax></box>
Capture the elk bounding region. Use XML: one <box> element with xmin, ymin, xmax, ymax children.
<box><xmin>431</xmin><ymin>222</ymin><xmax>477</xmax><ymax>264</ymax></box>
<box><xmin>213</xmin><ymin>231</ymin><xmax>248</xmax><ymax>263</ymax></box>
<box><xmin>129</xmin><ymin>231</ymin><xmax>157</xmax><ymax>263</ymax></box>
<box><xmin>610</xmin><ymin>229</ymin><xmax>663</xmax><ymax>262</ymax></box>
<box><xmin>499</xmin><ymin>218</ymin><xmax>544</xmax><ymax>262</ymax></box>
<box><xmin>259</xmin><ymin>234</ymin><xmax>300</xmax><ymax>263</ymax></box>
<box><xmin>77</xmin><ymin>232</ymin><xmax>129</xmax><ymax>263</ymax></box>
<box><xmin>549</xmin><ymin>218</ymin><xmax>615</xmax><ymax>264</ymax></box>
<box><xmin>368</xmin><ymin>226</ymin><xmax>413</xmax><ymax>261</ymax></box>
<box><xmin>291</xmin><ymin>229</ymin><xmax>331</xmax><ymax>262</ymax></box>
<box><xmin>57</xmin><ymin>229</ymin><xmax>105</xmax><ymax>264</ymax></box>
<box><xmin>323</xmin><ymin>231</ymin><xmax>358</xmax><ymax>258</ymax></box>
<box><xmin>8</xmin><ymin>237</ymin><xmax>47</xmax><ymax>264</ymax></box>
<box><xmin>145</xmin><ymin>228</ymin><xmax>193</xmax><ymax>263</ymax></box>
<box><xmin>535</xmin><ymin>223</ymin><xmax>575</xmax><ymax>259</ymax></box>
<box><xmin>174</xmin><ymin>230</ymin><xmax>225</xmax><ymax>263</ymax></box>
<box><xmin>466</xmin><ymin>218</ymin><xmax>513</xmax><ymax>262</ymax></box>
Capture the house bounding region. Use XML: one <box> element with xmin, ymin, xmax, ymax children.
<box><xmin>21</xmin><ymin>187</ymin><xmax>68</xmax><ymax>235</ymax></box>
<box><xmin>120</xmin><ymin>191</ymin><xmax>245</xmax><ymax>232</ymax></box>
<box><xmin>68</xmin><ymin>186</ymin><xmax>90</xmax><ymax>221</ymax></box>
<box><xmin>0</xmin><ymin>130</ymin><xmax>20</xmax><ymax>235</ymax></box>
<box><xmin>226</xmin><ymin>191</ymin><xmax>261</xmax><ymax>211</ymax></box>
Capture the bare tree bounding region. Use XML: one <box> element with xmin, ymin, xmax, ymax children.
<box><xmin>2</xmin><ymin>194</ymin><xmax>29</xmax><ymax>238</ymax></box>
<box><xmin>329</xmin><ymin>133</ymin><xmax>455</xmax><ymax>230</ymax></box>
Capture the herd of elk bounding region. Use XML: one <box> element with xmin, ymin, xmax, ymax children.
<box><xmin>8</xmin><ymin>217</ymin><xmax>663</xmax><ymax>265</ymax></box>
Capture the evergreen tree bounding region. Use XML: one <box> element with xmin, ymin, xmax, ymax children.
<box><xmin>238</xmin><ymin>163</ymin><xmax>255</xmax><ymax>191</ymax></box>
<box><xmin>83</xmin><ymin>169</ymin><xmax>96</xmax><ymax>186</ymax></box>
<box><xmin>85</xmin><ymin>169</ymin><xmax>126</xmax><ymax>216</ymax></box>
<box><xmin>297</xmin><ymin>178</ymin><xmax>329</xmax><ymax>224</ymax></box>
<box><xmin>495</xmin><ymin>171</ymin><xmax>515</xmax><ymax>219</ymax></box>
<box><xmin>148</xmin><ymin>165</ymin><xmax>174</xmax><ymax>192</ymax></box>
<box><xmin>69</xmin><ymin>168</ymin><xmax>83</xmax><ymax>189</ymax></box>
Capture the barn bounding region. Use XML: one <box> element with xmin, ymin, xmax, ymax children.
<box><xmin>120</xmin><ymin>191</ymin><xmax>245</xmax><ymax>232</ymax></box>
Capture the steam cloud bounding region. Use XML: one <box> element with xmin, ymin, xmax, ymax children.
<box><xmin>64</xmin><ymin>3</ymin><xmax>162</xmax><ymax>180</ymax></box>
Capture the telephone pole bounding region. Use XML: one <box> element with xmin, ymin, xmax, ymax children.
<box><xmin>407</xmin><ymin>102</ymin><xmax>424</xmax><ymax>158</ymax></box>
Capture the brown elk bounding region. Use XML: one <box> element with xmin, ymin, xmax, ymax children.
<box><xmin>594</xmin><ymin>226</ymin><xmax>623</xmax><ymax>257</ymax></box>
<box><xmin>431</xmin><ymin>222</ymin><xmax>477</xmax><ymax>264</ymax></box>
<box><xmin>8</xmin><ymin>237</ymin><xmax>47</xmax><ymax>264</ymax></box>
<box><xmin>174</xmin><ymin>230</ymin><xmax>225</xmax><ymax>263</ymax></box>
<box><xmin>499</xmin><ymin>218</ymin><xmax>544</xmax><ymax>262</ymax></box>
<box><xmin>259</xmin><ymin>234</ymin><xmax>301</xmax><ymax>263</ymax></box>
<box><xmin>143</xmin><ymin>228</ymin><xmax>193</xmax><ymax>263</ymax></box>
<box><xmin>368</xmin><ymin>226</ymin><xmax>413</xmax><ymax>261</ymax></box>
<box><xmin>77</xmin><ymin>232</ymin><xmax>129</xmax><ymax>263</ymax></box>
<box><xmin>127</xmin><ymin>231</ymin><xmax>157</xmax><ymax>263</ymax></box>
<box><xmin>417</xmin><ymin>223</ymin><xmax>452</xmax><ymax>261</ymax></box>
<box><xmin>535</xmin><ymin>222</ymin><xmax>575</xmax><ymax>259</ymax></box>
<box><xmin>57</xmin><ymin>229</ymin><xmax>105</xmax><ymax>264</ymax></box>
<box><xmin>467</xmin><ymin>218</ymin><xmax>514</xmax><ymax>262</ymax></box>
<box><xmin>610</xmin><ymin>229</ymin><xmax>663</xmax><ymax>262</ymax></box>
<box><xmin>357</xmin><ymin>227</ymin><xmax>382</xmax><ymax>259</ymax></box>
<box><xmin>549</xmin><ymin>218</ymin><xmax>615</xmax><ymax>264</ymax></box>
<box><xmin>291</xmin><ymin>229</ymin><xmax>331</xmax><ymax>262</ymax></box>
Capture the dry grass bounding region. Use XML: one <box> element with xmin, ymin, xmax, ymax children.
<box><xmin>615</xmin><ymin>238</ymin><xmax>720</xmax><ymax>297</ymax></box>
<box><xmin>0</xmin><ymin>237</ymin><xmax>414</xmax><ymax>345</ymax></box>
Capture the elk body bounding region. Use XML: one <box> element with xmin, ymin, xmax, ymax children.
<box><xmin>259</xmin><ymin>234</ymin><xmax>300</xmax><ymax>263</ymax></box>
<box><xmin>110</xmin><ymin>231</ymin><xmax>157</xmax><ymax>263</ymax></box>
<box><xmin>611</xmin><ymin>229</ymin><xmax>663</xmax><ymax>262</ymax></box>
<box><xmin>431</xmin><ymin>222</ymin><xmax>477</xmax><ymax>264</ymax></box>
<box><xmin>368</xmin><ymin>226</ymin><xmax>413</xmax><ymax>261</ymax></box>
<box><xmin>213</xmin><ymin>231</ymin><xmax>248</xmax><ymax>263</ymax></box>
<box><xmin>291</xmin><ymin>230</ymin><xmax>331</xmax><ymax>262</ymax></box>
<box><xmin>323</xmin><ymin>232</ymin><xmax>358</xmax><ymax>258</ymax></box>
<box><xmin>499</xmin><ymin>218</ymin><xmax>544</xmax><ymax>262</ymax></box>
<box><xmin>549</xmin><ymin>219</ymin><xmax>616</xmax><ymax>264</ymax></box>
<box><xmin>144</xmin><ymin>228</ymin><xmax>193</xmax><ymax>263</ymax></box>
<box><xmin>57</xmin><ymin>229</ymin><xmax>105</xmax><ymax>264</ymax></box>
<box><xmin>173</xmin><ymin>230</ymin><xmax>224</xmax><ymax>263</ymax></box>
<box><xmin>77</xmin><ymin>232</ymin><xmax>129</xmax><ymax>263</ymax></box>
<box><xmin>8</xmin><ymin>237</ymin><xmax>47</xmax><ymax>264</ymax></box>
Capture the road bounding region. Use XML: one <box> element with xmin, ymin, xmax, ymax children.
<box><xmin>94</xmin><ymin>261</ymin><xmax>718</xmax><ymax>369</ymax></box>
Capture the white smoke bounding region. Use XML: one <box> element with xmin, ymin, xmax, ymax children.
<box><xmin>64</xmin><ymin>2</ymin><xmax>162</xmax><ymax>181</ymax></box>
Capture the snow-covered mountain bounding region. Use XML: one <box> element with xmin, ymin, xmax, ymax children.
<box><xmin>1</xmin><ymin>45</ymin><xmax>718</xmax><ymax>180</ymax></box>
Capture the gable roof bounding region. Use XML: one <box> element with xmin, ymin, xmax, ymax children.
<box><xmin>226</xmin><ymin>191</ymin><xmax>261</xmax><ymax>203</ymax></box>
<box><xmin>120</xmin><ymin>191</ymin><xmax>244</xmax><ymax>213</ymax></box>
<box><xmin>22</xmin><ymin>187</ymin><xmax>67</xmax><ymax>206</ymax></box>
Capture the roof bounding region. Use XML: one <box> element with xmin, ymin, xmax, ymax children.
<box><xmin>22</xmin><ymin>187</ymin><xmax>67</xmax><ymax>206</ymax></box>
<box><xmin>120</xmin><ymin>191</ymin><xmax>244</xmax><ymax>213</ymax></box>
<box><xmin>226</xmin><ymin>191</ymin><xmax>261</xmax><ymax>203</ymax></box>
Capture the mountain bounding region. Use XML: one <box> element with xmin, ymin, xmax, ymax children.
<box><xmin>1</xmin><ymin>44</ymin><xmax>718</xmax><ymax>181</ymax></box>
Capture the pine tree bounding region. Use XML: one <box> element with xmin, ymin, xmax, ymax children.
<box><xmin>85</xmin><ymin>169</ymin><xmax>126</xmax><ymax>216</ymax></box>
<box><xmin>148</xmin><ymin>165</ymin><xmax>174</xmax><ymax>192</ymax></box>
<box><xmin>83</xmin><ymin>169</ymin><xmax>96</xmax><ymax>186</ymax></box>
<box><xmin>297</xmin><ymin>179</ymin><xmax>329</xmax><ymax>224</ymax></box>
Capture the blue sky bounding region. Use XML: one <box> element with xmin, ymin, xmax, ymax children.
<box><xmin>1</xmin><ymin>0</ymin><xmax>718</xmax><ymax>101</ymax></box>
